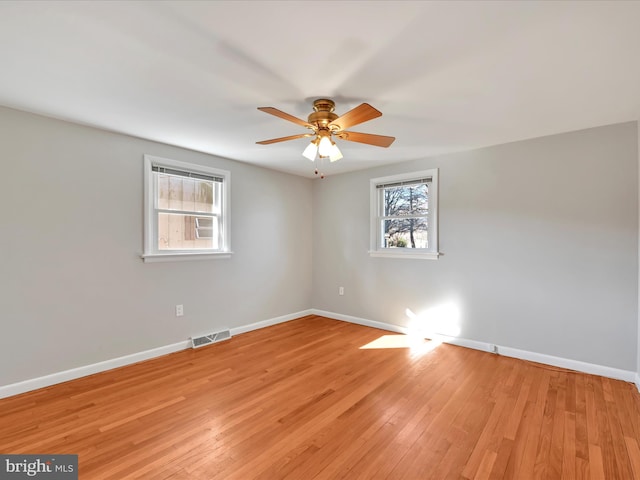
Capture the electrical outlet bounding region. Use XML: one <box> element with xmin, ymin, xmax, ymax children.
<box><xmin>339</xmin><ymin>286</ymin><xmax>344</xmax><ymax>296</ymax></box>
<box><xmin>176</xmin><ymin>304</ymin><xmax>184</xmax><ymax>317</ymax></box>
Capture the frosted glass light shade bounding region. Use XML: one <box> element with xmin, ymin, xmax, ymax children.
<box><xmin>318</xmin><ymin>136</ymin><xmax>333</xmax><ymax>157</ymax></box>
<box><xmin>329</xmin><ymin>144</ymin><xmax>343</xmax><ymax>162</ymax></box>
<box><xmin>302</xmin><ymin>142</ymin><xmax>318</xmax><ymax>161</ymax></box>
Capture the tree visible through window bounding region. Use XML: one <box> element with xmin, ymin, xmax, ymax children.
<box><xmin>382</xmin><ymin>182</ymin><xmax>429</xmax><ymax>248</ymax></box>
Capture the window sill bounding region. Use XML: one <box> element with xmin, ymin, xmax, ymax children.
<box><xmin>141</xmin><ymin>251</ymin><xmax>233</xmax><ymax>263</ymax></box>
<box><xmin>369</xmin><ymin>250</ymin><xmax>440</xmax><ymax>260</ymax></box>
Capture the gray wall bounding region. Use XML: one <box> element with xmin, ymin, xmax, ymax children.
<box><xmin>312</xmin><ymin>122</ymin><xmax>638</xmax><ymax>371</ymax></box>
<box><xmin>0</xmin><ymin>106</ymin><xmax>313</xmax><ymax>386</ymax></box>
<box><xmin>2</xmin><ymin>106</ymin><xmax>637</xmax><ymax>387</ymax></box>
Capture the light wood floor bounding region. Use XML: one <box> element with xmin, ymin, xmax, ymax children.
<box><xmin>2</xmin><ymin>315</ymin><xmax>640</xmax><ymax>479</ymax></box>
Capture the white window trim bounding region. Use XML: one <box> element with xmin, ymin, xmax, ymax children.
<box><xmin>142</xmin><ymin>154</ymin><xmax>232</xmax><ymax>263</ymax></box>
<box><xmin>369</xmin><ymin>169</ymin><xmax>439</xmax><ymax>260</ymax></box>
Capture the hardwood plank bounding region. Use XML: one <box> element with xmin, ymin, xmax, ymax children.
<box><xmin>562</xmin><ymin>411</ymin><xmax>577</xmax><ymax>479</ymax></box>
<box><xmin>474</xmin><ymin>449</ymin><xmax>497</xmax><ymax>480</ymax></box>
<box><xmin>519</xmin><ymin>371</ymin><xmax>551</xmax><ymax>476</ymax></box>
<box><xmin>548</xmin><ymin>374</ymin><xmax>567</xmax><ymax>478</ymax></box>
<box><xmin>574</xmin><ymin>374</ymin><xmax>590</xmax><ymax>463</ymax></box>
<box><xmin>501</xmin><ymin>364</ymin><xmax>544</xmax><ymax>477</ymax></box>
<box><xmin>624</xmin><ymin>436</ymin><xmax>640</xmax><ymax>479</ymax></box>
<box><xmin>589</xmin><ymin>444</ymin><xmax>606</xmax><ymax>479</ymax></box>
<box><xmin>487</xmin><ymin>437</ymin><xmax>514</xmax><ymax>480</ymax></box>
<box><xmin>602</xmin><ymin>384</ymin><xmax>636</xmax><ymax>479</ymax></box>
<box><xmin>533</xmin><ymin>374</ymin><xmax>556</xmax><ymax>478</ymax></box>
<box><xmin>592</xmin><ymin>377</ymin><xmax>621</xmax><ymax>478</ymax></box>
<box><xmin>1</xmin><ymin>316</ymin><xmax>639</xmax><ymax>479</ymax></box>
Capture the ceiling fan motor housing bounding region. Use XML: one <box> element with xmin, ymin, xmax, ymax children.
<box><xmin>308</xmin><ymin>99</ymin><xmax>339</xmax><ymax>129</ymax></box>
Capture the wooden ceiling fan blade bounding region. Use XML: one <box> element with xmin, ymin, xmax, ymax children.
<box><xmin>329</xmin><ymin>103</ymin><xmax>382</xmax><ymax>131</ymax></box>
<box><xmin>336</xmin><ymin>131</ymin><xmax>395</xmax><ymax>147</ymax></box>
<box><xmin>256</xmin><ymin>133</ymin><xmax>314</xmax><ymax>145</ymax></box>
<box><xmin>257</xmin><ymin>107</ymin><xmax>313</xmax><ymax>128</ymax></box>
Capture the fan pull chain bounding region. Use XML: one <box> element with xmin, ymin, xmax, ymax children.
<box><xmin>315</xmin><ymin>157</ymin><xmax>325</xmax><ymax>179</ymax></box>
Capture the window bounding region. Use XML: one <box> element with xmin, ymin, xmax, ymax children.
<box><xmin>143</xmin><ymin>155</ymin><xmax>231</xmax><ymax>262</ymax></box>
<box><xmin>195</xmin><ymin>217</ymin><xmax>214</xmax><ymax>239</ymax></box>
<box><xmin>370</xmin><ymin>169</ymin><xmax>439</xmax><ymax>259</ymax></box>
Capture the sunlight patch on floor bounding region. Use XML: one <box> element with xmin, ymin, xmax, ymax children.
<box><xmin>359</xmin><ymin>334</ymin><xmax>442</xmax><ymax>355</ymax></box>
<box><xmin>360</xmin><ymin>334</ymin><xmax>421</xmax><ymax>349</ymax></box>
<box><xmin>358</xmin><ymin>301</ymin><xmax>460</xmax><ymax>356</ymax></box>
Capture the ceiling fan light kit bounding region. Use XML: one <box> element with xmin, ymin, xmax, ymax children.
<box><xmin>257</xmin><ymin>98</ymin><xmax>395</xmax><ymax>177</ymax></box>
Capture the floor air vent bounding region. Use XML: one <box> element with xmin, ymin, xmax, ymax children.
<box><xmin>191</xmin><ymin>329</ymin><xmax>232</xmax><ymax>349</ymax></box>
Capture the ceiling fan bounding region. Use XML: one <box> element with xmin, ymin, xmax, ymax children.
<box><xmin>257</xmin><ymin>98</ymin><xmax>395</xmax><ymax>177</ymax></box>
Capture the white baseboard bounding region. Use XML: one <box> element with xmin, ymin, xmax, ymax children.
<box><xmin>497</xmin><ymin>346</ymin><xmax>636</xmax><ymax>383</ymax></box>
<box><xmin>230</xmin><ymin>309</ymin><xmax>313</xmax><ymax>336</ymax></box>
<box><xmin>0</xmin><ymin>309</ymin><xmax>312</xmax><ymax>400</ymax></box>
<box><xmin>311</xmin><ymin>310</ymin><xmax>409</xmax><ymax>335</ymax></box>
<box><xmin>312</xmin><ymin>309</ymin><xmax>637</xmax><ymax>384</ymax></box>
<box><xmin>0</xmin><ymin>340</ymin><xmax>190</xmax><ymax>400</ymax></box>
<box><xmin>2</xmin><ymin>309</ymin><xmax>637</xmax><ymax>400</ymax></box>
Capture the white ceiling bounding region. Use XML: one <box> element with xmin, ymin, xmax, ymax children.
<box><xmin>1</xmin><ymin>1</ymin><xmax>639</xmax><ymax>178</ymax></box>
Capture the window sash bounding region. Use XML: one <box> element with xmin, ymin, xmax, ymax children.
<box><xmin>152</xmin><ymin>169</ymin><xmax>222</xmax><ymax>251</ymax></box>
<box><xmin>154</xmin><ymin>171</ymin><xmax>220</xmax><ymax>214</ymax></box>
<box><xmin>377</xmin><ymin>182</ymin><xmax>431</xmax><ymax>219</ymax></box>
<box><xmin>377</xmin><ymin>183</ymin><xmax>432</xmax><ymax>250</ymax></box>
